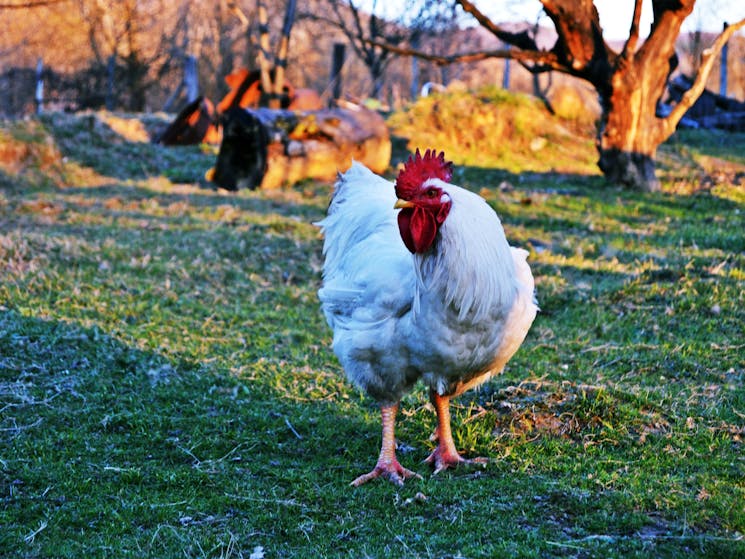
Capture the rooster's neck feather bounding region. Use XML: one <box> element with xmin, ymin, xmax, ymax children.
<box><xmin>412</xmin><ymin>183</ymin><xmax>517</xmax><ymax>323</ymax></box>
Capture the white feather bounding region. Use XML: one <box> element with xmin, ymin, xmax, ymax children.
<box><xmin>317</xmin><ymin>163</ymin><xmax>537</xmax><ymax>404</ymax></box>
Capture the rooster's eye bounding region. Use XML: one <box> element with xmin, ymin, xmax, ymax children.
<box><xmin>425</xmin><ymin>188</ymin><xmax>438</xmax><ymax>198</ymax></box>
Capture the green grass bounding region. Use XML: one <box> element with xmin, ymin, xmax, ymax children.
<box><xmin>1</xmin><ymin>107</ymin><xmax>744</xmax><ymax>558</ymax></box>
<box><xmin>387</xmin><ymin>86</ymin><xmax>599</xmax><ymax>175</ymax></box>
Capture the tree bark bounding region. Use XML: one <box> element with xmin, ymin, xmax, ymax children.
<box><xmin>598</xmin><ymin>149</ymin><xmax>658</xmax><ymax>191</ymax></box>
<box><xmin>596</xmin><ymin>71</ymin><xmax>665</xmax><ymax>192</ymax></box>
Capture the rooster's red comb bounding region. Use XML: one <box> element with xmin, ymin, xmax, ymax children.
<box><xmin>395</xmin><ymin>149</ymin><xmax>453</xmax><ymax>199</ymax></box>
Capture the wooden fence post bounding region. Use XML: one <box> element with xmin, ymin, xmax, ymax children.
<box><xmin>720</xmin><ymin>22</ymin><xmax>729</xmax><ymax>97</ymax></box>
<box><xmin>410</xmin><ymin>33</ymin><xmax>420</xmax><ymax>99</ymax></box>
<box><xmin>35</xmin><ymin>58</ymin><xmax>44</xmax><ymax>114</ymax></box>
<box><xmin>502</xmin><ymin>43</ymin><xmax>511</xmax><ymax>90</ymax></box>
<box><xmin>106</xmin><ymin>54</ymin><xmax>116</xmax><ymax>110</ymax></box>
<box><xmin>185</xmin><ymin>55</ymin><xmax>199</xmax><ymax>103</ymax></box>
<box><xmin>330</xmin><ymin>42</ymin><xmax>345</xmax><ymax>103</ymax></box>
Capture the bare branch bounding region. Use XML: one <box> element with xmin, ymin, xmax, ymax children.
<box><xmin>365</xmin><ymin>39</ymin><xmax>562</xmax><ymax>71</ymax></box>
<box><xmin>642</xmin><ymin>0</ymin><xmax>695</xmax><ymax>61</ymax></box>
<box><xmin>622</xmin><ymin>0</ymin><xmax>644</xmax><ymax>58</ymax></box>
<box><xmin>663</xmin><ymin>17</ymin><xmax>745</xmax><ymax>134</ymax></box>
<box><xmin>225</xmin><ymin>1</ymin><xmax>248</xmax><ymax>28</ymax></box>
<box><xmin>348</xmin><ymin>0</ymin><xmax>367</xmax><ymax>54</ymax></box>
<box><xmin>321</xmin><ymin>0</ymin><xmax>374</xmax><ymax>65</ymax></box>
<box><xmin>0</xmin><ymin>0</ymin><xmax>68</xmax><ymax>7</ymax></box>
<box><xmin>455</xmin><ymin>0</ymin><xmax>539</xmax><ymax>50</ymax></box>
<box><xmin>316</xmin><ymin>0</ymin><xmax>441</xmax><ymax>98</ymax></box>
<box><xmin>540</xmin><ymin>0</ymin><xmax>609</xmax><ymax>73</ymax></box>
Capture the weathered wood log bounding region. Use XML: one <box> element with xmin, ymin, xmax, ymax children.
<box><xmin>209</xmin><ymin>104</ymin><xmax>391</xmax><ymax>190</ymax></box>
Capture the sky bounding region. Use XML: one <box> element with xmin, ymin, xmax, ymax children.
<box><xmin>483</xmin><ymin>0</ymin><xmax>745</xmax><ymax>40</ymax></box>
<box><xmin>362</xmin><ymin>0</ymin><xmax>745</xmax><ymax>41</ymax></box>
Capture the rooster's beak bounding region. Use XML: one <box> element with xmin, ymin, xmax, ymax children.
<box><xmin>394</xmin><ymin>199</ymin><xmax>414</xmax><ymax>209</ymax></box>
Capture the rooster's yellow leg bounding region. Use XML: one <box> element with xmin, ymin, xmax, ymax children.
<box><xmin>351</xmin><ymin>403</ymin><xmax>421</xmax><ymax>487</ymax></box>
<box><xmin>426</xmin><ymin>390</ymin><xmax>487</xmax><ymax>474</ymax></box>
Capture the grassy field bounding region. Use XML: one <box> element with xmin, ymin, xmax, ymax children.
<box><xmin>1</xmin><ymin>101</ymin><xmax>744</xmax><ymax>558</ymax></box>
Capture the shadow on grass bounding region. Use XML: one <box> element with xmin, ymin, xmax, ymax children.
<box><xmin>458</xmin><ymin>162</ymin><xmax>743</xmax><ymax>207</ymax></box>
<box><xmin>57</xmin><ymin>182</ymin><xmax>325</xmax><ymax>221</ymax></box>
<box><xmin>0</xmin><ymin>308</ymin><xmax>390</xmax><ymax>555</ymax></box>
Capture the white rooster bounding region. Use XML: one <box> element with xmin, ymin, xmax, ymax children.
<box><xmin>317</xmin><ymin>149</ymin><xmax>538</xmax><ymax>486</ymax></box>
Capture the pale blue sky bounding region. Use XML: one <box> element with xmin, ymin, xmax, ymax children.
<box><xmin>486</xmin><ymin>0</ymin><xmax>745</xmax><ymax>40</ymax></box>
<box><xmin>360</xmin><ymin>0</ymin><xmax>745</xmax><ymax>40</ymax></box>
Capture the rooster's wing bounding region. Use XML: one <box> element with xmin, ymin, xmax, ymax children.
<box><xmin>317</xmin><ymin>163</ymin><xmax>420</xmax><ymax>402</ymax></box>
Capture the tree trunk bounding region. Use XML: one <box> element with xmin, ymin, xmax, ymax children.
<box><xmin>595</xmin><ymin>9</ymin><xmax>685</xmax><ymax>193</ymax></box>
<box><xmin>370</xmin><ymin>59</ymin><xmax>385</xmax><ymax>100</ymax></box>
<box><xmin>597</xmin><ymin>68</ymin><xmax>665</xmax><ymax>192</ymax></box>
<box><xmin>125</xmin><ymin>53</ymin><xmax>147</xmax><ymax>111</ymax></box>
<box><xmin>598</xmin><ymin>148</ymin><xmax>659</xmax><ymax>192</ymax></box>
<box><xmin>451</xmin><ymin>0</ymin><xmax>702</xmax><ymax>192</ymax></box>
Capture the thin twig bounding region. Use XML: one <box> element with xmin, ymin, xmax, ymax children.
<box><xmin>24</xmin><ymin>521</ymin><xmax>48</xmax><ymax>544</ymax></box>
<box><xmin>285</xmin><ymin>417</ymin><xmax>303</xmax><ymax>440</ymax></box>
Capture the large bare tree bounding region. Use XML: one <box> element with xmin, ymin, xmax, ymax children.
<box><xmin>378</xmin><ymin>0</ymin><xmax>745</xmax><ymax>191</ymax></box>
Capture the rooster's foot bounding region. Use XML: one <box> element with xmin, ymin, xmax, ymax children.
<box><xmin>351</xmin><ymin>458</ymin><xmax>422</xmax><ymax>487</ymax></box>
<box><xmin>425</xmin><ymin>447</ymin><xmax>488</xmax><ymax>475</ymax></box>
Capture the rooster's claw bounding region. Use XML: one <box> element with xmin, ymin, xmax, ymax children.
<box><xmin>351</xmin><ymin>460</ymin><xmax>422</xmax><ymax>487</ymax></box>
<box><xmin>425</xmin><ymin>448</ymin><xmax>489</xmax><ymax>475</ymax></box>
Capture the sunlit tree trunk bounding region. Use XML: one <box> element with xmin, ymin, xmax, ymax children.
<box><xmin>594</xmin><ymin>1</ymin><xmax>687</xmax><ymax>190</ymax></box>
<box><xmin>399</xmin><ymin>0</ymin><xmax>745</xmax><ymax>191</ymax></box>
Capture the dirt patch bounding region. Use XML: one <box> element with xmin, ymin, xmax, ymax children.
<box><xmin>480</xmin><ymin>380</ymin><xmax>662</xmax><ymax>445</ymax></box>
